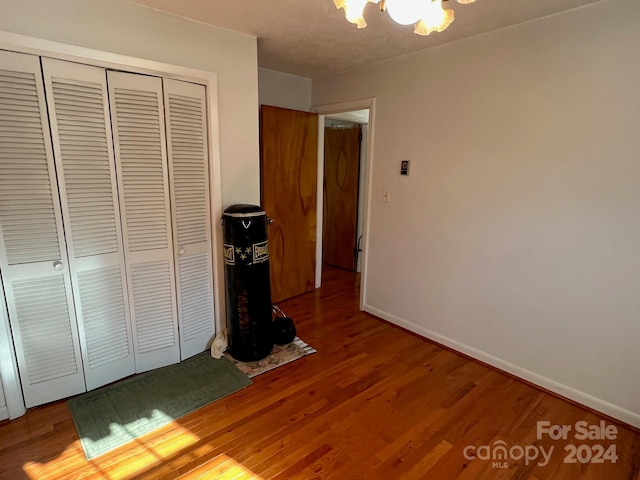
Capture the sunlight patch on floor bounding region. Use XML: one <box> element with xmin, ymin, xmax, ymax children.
<box><xmin>186</xmin><ymin>454</ymin><xmax>264</xmax><ymax>479</ymax></box>
<box><xmin>20</xmin><ymin>421</ymin><xmax>266</xmax><ymax>479</ymax></box>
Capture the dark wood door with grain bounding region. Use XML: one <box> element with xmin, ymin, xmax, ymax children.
<box><xmin>260</xmin><ymin>105</ymin><xmax>318</xmax><ymax>302</ymax></box>
<box><xmin>323</xmin><ymin>125</ymin><xmax>361</xmax><ymax>271</ymax></box>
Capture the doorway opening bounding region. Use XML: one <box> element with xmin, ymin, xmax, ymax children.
<box><xmin>314</xmin><ymin>99</ymin><xmax>374</xmax><ymax>311</ymax></box>
<box><xmin>322</xmin><ymin>111</ymin><xmax>369</xmax><ymax>276</ymax></box>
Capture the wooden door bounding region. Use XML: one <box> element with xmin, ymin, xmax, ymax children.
<box><xmin>260</xmin><ymin>106</ymin><xmax>318</xmax><ymax>303</ymax></box>
<box><xmin>323</xmin><ymin>125</ymin><xmax>361</xmax><ymax>271</ymax></box>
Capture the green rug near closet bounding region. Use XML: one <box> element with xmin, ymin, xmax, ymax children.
<box><xmin>67</xmin><ymin>353</ymin><xmax>251</xmax><ymax>459</ymax></box>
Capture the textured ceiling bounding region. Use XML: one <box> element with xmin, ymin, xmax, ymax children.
<box><xmin>127</xmin><ymin>0</ymin><xmax>601</xmax><ymax>78</ymax></box>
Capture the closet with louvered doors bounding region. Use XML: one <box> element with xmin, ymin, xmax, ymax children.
<box><xmin>0</xmin><ymin>51</ymin><xmax>216</xmax><ymax>408</ymax></box>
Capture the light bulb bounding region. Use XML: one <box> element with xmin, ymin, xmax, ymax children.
<box><xmin>386</xmin><ymin>0</ymin><xmax>426</xmax><ymax>26</ymax></box>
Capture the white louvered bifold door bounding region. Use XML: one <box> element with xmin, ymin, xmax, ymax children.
<box><xmin>107</xmin><ymin>71</ymin><xmax>180</xmax><ymax>373</ymax></box>
<box><xmin>0</xmin><ymin>51</ymin><xmax>86</xmax><ymax>407</ymax></box>
<box><xmin>164</xmin><ymin>79</ymin><xmax>215</xmax><ymax>360</ymax></box>
<box><xmin>42</xmin><ymin>59</ymin><xmax>135</xmax><ymax>390</ymax></box>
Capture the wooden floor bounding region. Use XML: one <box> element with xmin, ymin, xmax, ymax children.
<box><xmin>1</xmin><ymin>267</ymin><xmax>638</xmax><ymax>479</ymax></box>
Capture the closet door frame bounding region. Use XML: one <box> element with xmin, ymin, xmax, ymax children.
<box><xmin>0</xmin><ymin>32</ymin><xmax>225</xmax><ymax>419</ymax></box>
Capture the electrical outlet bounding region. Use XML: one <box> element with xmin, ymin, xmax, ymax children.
<box><xmin>382</xmin><ymin>189</ymin><xmax>390</xmax><ymax>203</ymax></box>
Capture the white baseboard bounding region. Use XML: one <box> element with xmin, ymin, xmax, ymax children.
<box><xmin>364</xmin><ymin>304</ymin><xmax>640</xmax><ymax>430</ymax></box>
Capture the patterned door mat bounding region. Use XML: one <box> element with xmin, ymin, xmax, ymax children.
<box><xmin>225</xmin><ymin>337</ymin><xmax>317</xmax><ymax>378</ymax></box>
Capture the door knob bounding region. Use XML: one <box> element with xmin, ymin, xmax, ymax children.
<box><xmin>53</xmin><ymin>261</ymin><xmax>64</xmax><ymax>271</ymax></box>
<box><xmin>178</xmin><ymin>247</ymin><xmax>185</xmax><ymax>256</ymax></box>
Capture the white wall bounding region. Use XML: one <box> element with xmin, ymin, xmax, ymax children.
<box><xmin>0</xmin><ymin>0</ymin><xmax>260</xmax><ymax>207</ymax></box>
<box><xmin>259</xmin><ymin>68</ymin><xmax>312</xmax><ymax>111</ymax></box>
<box><xmin>314</xmin><ymin>0</ymin><xmax>640</xmax><ymax>427</ymax></box>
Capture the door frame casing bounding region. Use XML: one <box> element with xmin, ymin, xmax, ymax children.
<box><xmin>313</xmin><ymin>98</ymin><xmax>376</xmax><ymax>311</ymax></box>
<box><xmin>0</xmin><ymin>30</ymin><xmax>225</xmax><ymax>419</ymax></box>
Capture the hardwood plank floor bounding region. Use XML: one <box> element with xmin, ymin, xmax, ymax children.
<box><xmin>1</xmin><ymin>267</ymin><xmax>638</xmax><ymax>479</ymax></box>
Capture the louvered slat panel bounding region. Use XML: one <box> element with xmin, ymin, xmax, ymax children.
<box><xmin>0</xmin><ymin>69</ymin><xmax>60</xmax><ymax>265</ymax></box>
<box><xmin>12</xmin><ymin>275</ymin><xmax>78</xmax><ymax>385</ymax></box>
<box><xmin>164</xmin><ymin>79</ymin><xmax>214</xmax><ymax>360</ymax></box>
<box><xmin>77</xmin><ymin>266</ymin><xmax>130</xmax><ymax>368</ymax></box>
<box><xmin>167</xmin><ymin>94</ymin><xmax>208</xmax><ymax>246</ymax></box>
<box><xmin>109</xmin><ymin>71</ymin><xmax>179</xmax><ymax>372</ymax></box>
<box><xmin>130</xmin><ymin>260</ymin><xmax>176</xmax><ymax>353</ymax></box>
<box><xmin>51</xmin><ymin>78</ymin><xmax>119</xmax><ymax>258</ymax></box>
<box><xmin>0</xmin><ymin>52</ymin><xmax>87</xmax><ymax>407</ymax></box>
<box><xmin>178</xmin><ymin>253</ymin><xmax>214</xmax><ymax>341</ymax></box>
<box><xmin>43</xmin><ymin>58</ymin><xmax>135</xmax><ymax>392</ymax></box>
<box><xmin>114</xmin><ymin>87</ymin><xmax>169</xmax><ymax>252</ymax></box>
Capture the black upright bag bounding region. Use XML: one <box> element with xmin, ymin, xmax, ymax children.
<box><xmin>222</xmin><ymin>204</ymin><xmax>274</xmax><ymax>361</ymax></box>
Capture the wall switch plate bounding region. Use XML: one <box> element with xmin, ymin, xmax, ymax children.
<box><xmin>382</xmin><ymin>189</ymin><xmax>390</xmax><ymax>203</ymax></box>
<box><xmin>401</xmin><ymin>160</ymin><xmax>410</xmax><ymax>176</ymax></box>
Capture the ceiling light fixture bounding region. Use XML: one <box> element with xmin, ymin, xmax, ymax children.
<box><xmin>334</xmin><ymin>0</ymin><xmax>474</xmax><ymax>36</ymax></box>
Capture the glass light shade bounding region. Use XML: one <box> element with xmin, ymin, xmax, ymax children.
<box><xmin>385</xmin><ymin>0</ymin><xmax>426</xmax><ymax>26</ymax></box>
<box><xmin>335</xmin><ymin>0</ymin><xmax>378</xmax><ymax>28</ymax></box>
<box><xmin>414</xmin><ymin>0</ymin><xmax>454</xmax><ymax>35</ymax></box>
